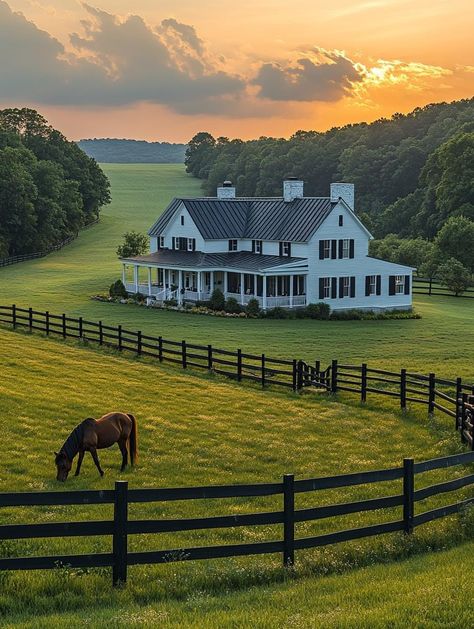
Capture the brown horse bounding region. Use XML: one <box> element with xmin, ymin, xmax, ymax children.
<box><xmin>54</xmin><ymin>412</ymin><xmax>137</xmax><ymax>481</ymax></box>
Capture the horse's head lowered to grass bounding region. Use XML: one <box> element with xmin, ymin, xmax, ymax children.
<box><xmin>55</xmin><ymin>451</ymin><xmax>72</xmax><ymax>482</ymax></box>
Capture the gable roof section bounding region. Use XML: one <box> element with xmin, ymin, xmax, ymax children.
<box><xmin>148</xmin><ymin>197</ymin><xmax>333</xmax><ymax>242</ymax></box>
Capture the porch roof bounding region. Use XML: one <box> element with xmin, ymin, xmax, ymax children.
<box><xmin>121</xmin><ymin>250</ymin><xmax>307</xmax><ymax>273</ymax></box>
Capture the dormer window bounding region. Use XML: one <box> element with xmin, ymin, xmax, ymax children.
<box><xmin>280</xmin><ymin>242</ymin><xmax>291</xmax><ymax>257</ymax></box>
<box><xmin>181</xmin><ymin>215</ymin><xmax>185</xmax><ymax>226</ymax></box>
<box><xmin>339</xmin><ymin>215</ymin><xmax>343</xmax><ymax>226</ymax></box>
<box><xmin>252</xmin><ymin>240</ymin><xmax>262</xmax><ymax>254</ymax></box>
<box><xmin>228</xmin><ymin>239</ymin><xmax>238</xmax><ymax>252</ymax></box>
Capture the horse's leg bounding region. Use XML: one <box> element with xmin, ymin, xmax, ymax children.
<box><xmin>118</xmin><ymin>438</ymin><xmax>128</xmax><ymax>471</ymax></box>
<box><xmin>90</xmin><ymin>448</ymin><xmax>104</xmax><ymax>477</ymax></box>
<box><xmin>75</xmin><ymin>450</ymin><xmax>85</xmax><ymax>476</ymax></box>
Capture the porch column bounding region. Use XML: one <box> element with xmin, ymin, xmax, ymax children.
<box><xmin>134</xmin><ymin>265</ymin><xmax>139</xmax><ymax>293</ymax></box>
<box><xmin>240</xmin><ymin>272</ymin><xmax>245</xmax><ymax>305</ymax></box>
<box><xmin>289</xmin><ymin>274</ymin><xmax>294</xmax><ymax>308</ymax></box>
<box><xmin>210</xmin><ymin>271</ymin><xmax>214</xmax><ymax>293</ymax></box>
<box><xmin>147</xmin><ymin>267</ymin><xmax>152</xmax><ymax>296</ymax></box>
<box><xmin>263</xmin><ymin>275</ymin><xmax>267</xmax><ymax>310</ymax></box>
<box><xmin>223</xmin><ymin>271</ymin><xmax>228</xmax><ymax>296</ymax></box>
<box><xmin>122</xmin><ymin>263</ymin><xmax>126</xmax><ymax>286</ymax></box>
<box><xmin>178</xmin><ymin>270</ymin><xmax>183</xmax><ymax>305</ymax></box>
<box><xmin>254</xmin><ymin>274</ymin><xmax>258</xmax><ymax>299</ymax></box>
<box><xmin>197</xmin><ymin>271</ymin><xmax>202</xmax><ymax>300</ymax></box>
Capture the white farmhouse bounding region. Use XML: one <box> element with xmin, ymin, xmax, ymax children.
<box><xmin>121</xmin><ymin>179</ymin><xmax>413</xmax><ymax>311</ymax></box>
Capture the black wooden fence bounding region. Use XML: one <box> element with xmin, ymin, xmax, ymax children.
<box><xmin>0</xmin><ymin>305</ymin><xmax>473</xmax><ymax>450</ymax></box>
<box><xmin>413</xmin><ymin>277</ymin><xmax>474</xmax><ymax>299</ymax></box>
<box><xmin>0</xmin><ymin>219</ymin><xmax>99</xmax><ymax>268</ymax></box>
<box><xmin>0</xmin><ymin>451</ymin><xmax>473</xmax><ymax>585</ymax></box>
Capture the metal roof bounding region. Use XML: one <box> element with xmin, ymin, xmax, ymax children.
<box><xmin>148</xmin><ymin>197</ymin><xmax>333</xmax><ymax>242</ymax></box>
<box><xmin>122</xmin><ymin>250</ymin><xmax>307</xmax><ymax>273</ymax></box>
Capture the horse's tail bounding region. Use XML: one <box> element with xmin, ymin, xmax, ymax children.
<box><xmin>127</xmin><ymin>414</ymin><xmax>138</xmax><ymax>466</ymax></box>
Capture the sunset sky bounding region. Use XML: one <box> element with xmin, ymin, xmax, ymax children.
<box><xmin>1</xmin><ymin>0</ymin><xmax>473</xmax><ymax>141</ymax></box>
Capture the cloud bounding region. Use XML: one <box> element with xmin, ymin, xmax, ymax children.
<box><xmin>253</xmin><ymin>49</ymin><xmax>364</xmax><ymax>102</ymax></box>
<box><xmin>0</xmin><ymin>1</ymin><xmax>245</xmax><ymax>113</ymax></box>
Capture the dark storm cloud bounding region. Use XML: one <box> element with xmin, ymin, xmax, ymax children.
<box><xmin>253</xmin><ymin>51</ymin><xmax>363</xmax><ymax>102</ymax></box>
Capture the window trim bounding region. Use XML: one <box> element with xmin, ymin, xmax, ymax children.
<box><xmin>395</xmin><ymin>275</ymin><xmax>405</xmax><ymax>295</ymax></box>
<box><xmin>323</xmin><ymin>239</ymin><xmax>331</xmax><ymax>259</ymax></box>
<box><xmin>342</xmin><ymin>239</ymin><xmax>350</xmax><ymax>259</ymax></box>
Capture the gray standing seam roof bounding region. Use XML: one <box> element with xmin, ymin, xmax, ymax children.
<box><xmin>148</xmin><ymin>197</ymin><xmax>333</xmax><ymax>242</ymax></box>
<box><xmin>121</xmin><ymin>250</ymin><xmax>307</xmax><ymax>273</ymax></box>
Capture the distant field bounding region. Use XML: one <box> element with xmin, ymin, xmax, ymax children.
<box><xmin>0</xmin><ymin>325</ymin><xmax>473</xmax><ymax>627</ymax></box>
<box><xmin>0</xmin><ymin>164</ymin><xmax>472</xmax><ymax>379</ymax></box>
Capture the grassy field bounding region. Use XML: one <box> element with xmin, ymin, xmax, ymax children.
<box><xmin>1</xmin><ymin>164</ymin><xmax>473</xmax><ymax>627</ymax></box>
<box><xmin>0</xmin><ymin>164</ymin><xmax>473</xmax><ymax>377</ymax></box>
<box><xmin>0</xmin><ymin>325</ymin><xmax>473</xmax><ymax>628</ymax></box>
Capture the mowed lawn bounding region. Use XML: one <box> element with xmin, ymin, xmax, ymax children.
<box><xmin>0</xmin><ymin>164</ymin><xmax>472</xmax><ymax>377</ymax></box>
<box><xmin>0</xmin><ymin>325</ymin><xmax>473</xmax><ymax>627</ymax></box>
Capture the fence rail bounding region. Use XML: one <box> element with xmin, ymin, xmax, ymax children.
<box><xmin>413</xmin><ymin>277</ymin><xmax>474</xmax><ymax>299</ymax></box>
<box><xmin>0</xmin><ymin>304</ymin><xmax>473</xmax><ymax>450</ymax></box>
<box><xmin>0</xmin><ymin>219</ymin><xmax>99</xmax><ymax>268</ymax></box>
<box><xmin>0</xmin><ymin>451</ymin><xmax>473</xmax><ymax>585</ymax></box>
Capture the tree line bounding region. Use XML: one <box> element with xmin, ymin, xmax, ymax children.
<box><xmin>77</xmin><ymin>139</ymin><xmax>186</xmax><ymax>164</ymax></box>
<box><xmin>0</xmin><ymin>108</ymin><xmax>110</xmax><ymax>258</ymax></box>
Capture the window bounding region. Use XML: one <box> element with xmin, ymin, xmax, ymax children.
<box><xmin>323</xmin><ymin>239</ymin><xmax>331</xmax><ymax>259</ymax></box>
<box><xmin>367</xmin><ymin>275</ymin><xmax>376</xmax><ymax>295</ymax></box>
<box><xmin>228</xmin><ymin>239</ymin><xmax>238</xmax><ymax>252</ymax></box>
<box><xmin>319</xmin><ymin>277</ymin><xmax>336</xmax><ymax>299</ymax></box>
<box><xmin>319</xmin><ymin>239</ymin><xmax>337</xmax><ymax>260</ymax></box>
<box><xmin>187</xmin><ymin>238</ymin><xmax>195</xmax><ymax>252</ymax></box>
<box><xmin>342</xmin><ymin>239</ymin><xmax>350</xmax><ymax>259</ymax></box>
<box><xmin>159</xmin><ymin>236</ymin><xmax>165</xmax><ymax>248</ymax></box>
<box><xmin>173</xmin><ymin>237</ymin><xmax>179</xmax><ymax>250</ymax></box>
<box><xmin>252</xmin><ymin>240</ymin><xmax>262</xmax><ymax>254</ymax></box>
<box><xmin>180</xmin><ymin>215</ymin><xmax>185</xmax><ymax>226</ymax></box>
<box><xmin>280</xmin><ymin>241</ymin><xmax>291</xmax><ymax>257</ymax></box>
<box><xmin>395</xmin><ymin>275</ymin><xmax>405</xmax><ymax>294</ymax></box>
<box><xmin>293</xmin><ymin>275</ymin><xmax>306</xmax><ymax>296</ymax></box>
<box><xmin>323</xmin><ymin>278</ymin><xmax>331</xmax><ymax>298</ymax></box>
<box><xmin>339</xmin><ymin>276</ymin><xmax>356</xmax><ymax>298</ymax></box>
<box><xmin>338</xmin><ymin>238</ymin><xmax>354</xmax><ymax>259</ymax></box>
<box><xmin>339</xmin><ymin>215</ymin><xmax>343</xmax><ymax>227</ymax></box>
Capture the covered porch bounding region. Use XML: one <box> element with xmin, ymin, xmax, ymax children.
<box><xmin>122</xmin><ymin>264</ymin><xmax>307</xmax><ymax>309</ymax></box>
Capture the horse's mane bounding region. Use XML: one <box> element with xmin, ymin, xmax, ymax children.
<box><xmin>60</xmin><ymin>418</ymin><xmax>95</xmax><ymax>461</ymax></box>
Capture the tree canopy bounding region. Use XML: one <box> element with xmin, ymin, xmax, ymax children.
<box><xmin>0</xmin><ymin>108</ymin><xmax>110</xmax><ymax>257</ymax></box>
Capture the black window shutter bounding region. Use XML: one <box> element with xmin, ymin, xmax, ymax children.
<box><xmin>287</xmin><ymin>243</ymin><xmax>291</xmax><ymax>257</ymax></box>
<box><xmin>338</xmin><ymin>239</ymin><xmax>343</xmax><ymax>259</ymax></box>
<box><xmin>350</xmin><ymin>277</ymin><xmax>355</xmax><ymax>298</ymax></box>
<box><xmin>339</xmin><ymin>277</ymin><xmax>344</xmax><ymax>298</ymax></box>
<box><xmin>193</xmin><ymin>239</ymin><xmax>196</xmax><ymax>251</ymax></box>
<box><xmin>172</xmin><ymin>237</ymin><xmax>175</xmax><ymax>249</ymax></box>
<box><xmin>319</xmin><ymin>240</ymin><xmax>324</xmax><ymax>259</ymax></box>
<box><xmin>279</xmin><ymin>242</ymin><xmax>282</xmax><ymax>256</ymax></box>
<box><xmin>376</xmin><ymin>275</ymin><xmax>381</xmax><ymax>295</ymax></box>
<box><xmin>319</xmin><ymin>278</ymin><xmax>325</xmax><ymax>300</ymax></box>
<box><xmin>389</xmin><ymin>276</ymin><xmax>396</xmax><ymax>296</ymax></box>
<box><xmin>349</xmin><ymin>239</ymin><xmax>355</xmax><ymax>258</ymax></box>
<box><xmin>331</xmin><ymin>240</ymin><xmax>337</xmax><ymax>259</ymax></box>
<box><xmin>365</xmin><ymin>276</ymin><xmax>370</xmax><ymax>296</ymax></box>
<box><xmin>404</xmin><ymin>275</ymin><xmax>410</xmax><ymax>295</ymax></box>
<box><xmin>252</xmin><ymin>240</ymin><xmax>255</xmax><ymax>253</ymax></box>
<box><xmin>331</xmin><ymin>277</ymin><xmax>337</xmax><ymax>299</ymax></box>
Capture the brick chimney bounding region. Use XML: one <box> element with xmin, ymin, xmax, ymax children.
<box><xmin>330</xmin><ymin>183</ymin><xmax>355</xmax><ymax>211</ymax></box>
<box><xmin>217</xmin><ymin>180</ymin><xmax>236</xmax><ymax>199</ymax></box>
<box><xmin>283</xmin><ymin>177</ymin><xmax>304</xmax><ymax>202</ymax></box>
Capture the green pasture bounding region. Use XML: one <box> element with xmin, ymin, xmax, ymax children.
<box><xmin>0</xmin><ymin>164</ymin><xmax>472</xmax><ymax>377</ymax></box>
<box><xmin>0</xmin><ymin>325</ymin><xmax>473</xmax><ymax>627</ymax></box>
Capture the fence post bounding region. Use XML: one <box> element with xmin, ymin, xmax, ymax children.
<box><xmin>429</xmin><ymin>278</ymin><xmax>432</xmax><ymax>296</ymax></box>
<box><xmin>361</xmin><ymin>363</ymin><xmax>367</xmax><ymax>403</ymax></box>
<box><xmin>181</xmin><ymin>340</ymin><xmax>187</xmax><ymax>369</ymax></box>
<box><xmin>207</xmin><ymin>344</ymin><xmax>213</xmax><ymax>371</ymax></box>
<box><xmin>400</xmin><ymin>368</ymin><xmax>407</xmax><ymax>411</ymax></box>
<box><xmin>45</xmin><ymin>311</ymin><xmax>50</xmax><ymax>336</ymax></box>
<box><xmin>261</xmin><ymin>354</ymin><xmax>266</xmax><ymax>388</ymax></box>
<box><xmin>62</xmin><ymin>313</ymin><xmax>66</xmax><ymax>338</ymax></box>
<box><xmin>12</xmin><ymin>304</ymin><xmax>16</xmax><ymax>329</ymax></box>
<box><xmin>331</xmin><ymin>359</ymin><xmax>338</xmax><ymax>394</ymax></box>
<box><xmin>428</xmin><ymin>373</ymin><xmax>435</xmax><ymax>415</ymax></box>
<box><xmin>297</xmin><ymin>360</ymin><xmax>304</xmax><ymax>390</ymax></box>
<box><xmin>461</xmin><ymin>394</ymin><xmax>468</xmax><ymax>443</ymax></box>
<box><xmin>315</xmin><ymin>360</ymin><xmax>320</xmax><ymax>386</ymax></box>
<box><xmin>137</xmin><ymin>331</ymin><xmax>142</xmax><ymax>356</ymax></box>
<box><xmin>118</xmin><ymin>325</ymin><xmax>123</xmax><ymax>351</ymax></box>
<box><xmin>29</xmin><ymin>307</ymin><xmax>33</xmax><ymax>331</ymax></box>
<box><xmin>403</xmin><ymin>458</ymin><xmax>414</xmax><ymax>535</ymax></box>
<box><xmin>283</xmin><ymin>474</ymin><xmax>295</xmax><ymax>567</ymax></box>
<box><xmin>78</xmin><ymin>316</ymin><xmax>83</xmax><ymax>340</ymax></box>
<box><xmin>112</xmin><ymin>480</ymin><xmax>128</xmax><ymax>586</ymax></box>
<box><xmin>292</xmin><ymin>359</ymin><xmax>298</xmax><ymax>392</ymax></box>
<box><xmin>237</xmin><ymin>349</ymin><xmax>242</xmax><ymax>382</ymax></box>
<box><xmin>455</xmin><ymin>378</ymin><xmax>463</xmax><ymax>431</ymax></box>
<box><xmin>99</xmin><ymin>321</ymin><xmax>103</xmax><ymax>346</ymax></box>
